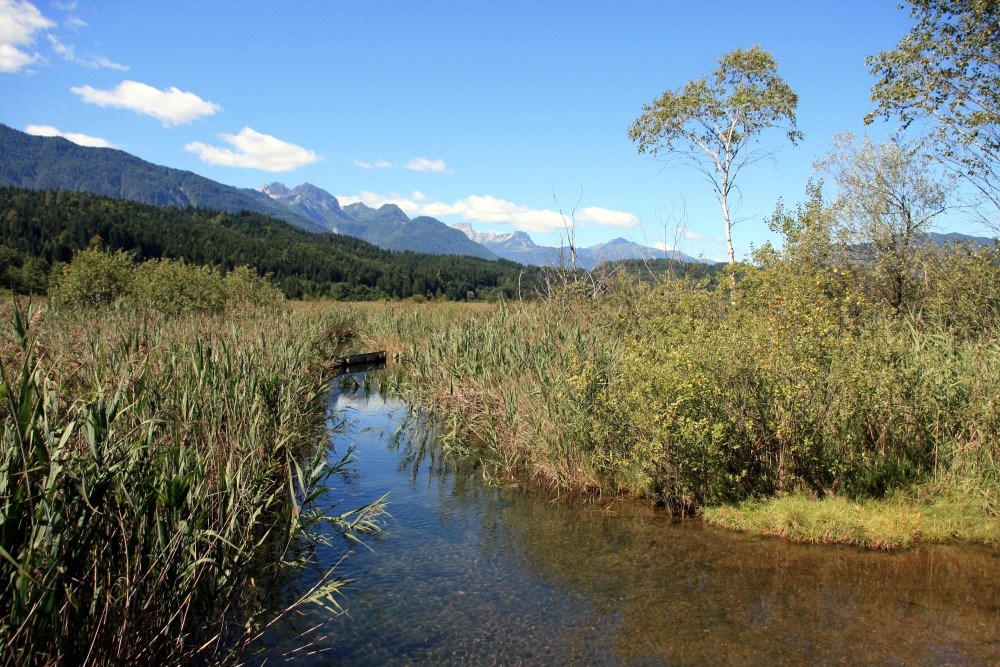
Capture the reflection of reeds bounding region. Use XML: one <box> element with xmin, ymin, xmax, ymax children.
<box><xmin>362</xmin><ymin>301</ymin><xmax>619</xmax><ymax>493</ymax></box>
<box><xmin>0</xmin><ymin>300</ymin><xmax>383</xmax><ymax>665</ymax></box>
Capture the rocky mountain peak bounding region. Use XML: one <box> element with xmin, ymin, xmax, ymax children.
<box><xmin>259</xmin><ymin>182</ymin><xmax>292</xmax><ymax>198</ymax></box>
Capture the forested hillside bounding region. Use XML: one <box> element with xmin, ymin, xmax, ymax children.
<box><xmin>0</xmin><ymin>124</ymin><xmax>325</xmax><ymax>231</ymax></box>
<box><xmin>0</xmin><ymin>187</ymin><xmax>535</xmax><ymax>300</ymax></box>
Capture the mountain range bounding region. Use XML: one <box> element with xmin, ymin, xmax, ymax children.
<box><xmin>450</xmin><ymin>223</ymin><xmax>709</xmax><ymax>268</ymax></box>
<box><xmin>0</xmin><ymin>125</ymin><xmax>719</xmax><ymax>267</ymax></box>
<box><xmin>0</xmin><ymin>124</ymin><xmax>326</xmax><ymax>232</ymax></box>
<box><xmin>257</xmin><ymin>182</ymin><xmax>496</xmax><ymax>259</ymax></box>
<box><xmin>256</xmin><ymin>182</ymin><xmax>712</xmax><ymax>268</ymax></box>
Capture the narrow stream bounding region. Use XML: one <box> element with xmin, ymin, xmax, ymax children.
<box><xmin>258</xmin><ymin>374</ymin><xmax>1000</xmax><ymax>665</ymax></box>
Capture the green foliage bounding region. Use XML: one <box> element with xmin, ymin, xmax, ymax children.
<box><xmin>605</xmin><ymin>219</ymin><xmax>1000</xmax><ymax>509</ymax></box>
<box><xmin>359</xmin><ymin>199</ymin><xmax>1000</xmax><ymax>517</ymax></box>
<box><xmin>815</xmin><ymin>133</ymin><xmax>952</xmax><ymax>308</ymax></box>
<box><xmin>223</xmin><ymin>264</ymin><xmax>286</xmax><ymax>308</ymax></box>
<box><xmin>0</xmin><ymin>244</ymin><xmax>48</xmax><ymax>295</ymax></box>
<box><xmin>628</xmin><ymin>45</ymin><xmax>801</xmax><ymax>263</ymax></box>
<box><xmin>48</xmin><ymin>246</ymin><xmax>134</xmax><ymax>307</ymax></box>
<box><xmin>866</xmin><ymin>0</ymin><xmax>1000</xmax><ymax>217</ymax></box>
<box><xmin>917</xmin><ymin>241</ymin><xmax>1000</xmax><ymax>333</ymax></box>
<box><xmin>130</xmin><ymin>257</ymin><xmax>232</xmax><ymax>314</ymax></box>
<box><xmin>49</xmin><ymin>248</ymin><xmax>283</xmax><ymax>314</ymax></box>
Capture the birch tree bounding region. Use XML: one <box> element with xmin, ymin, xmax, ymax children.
<box><xmin>816</xmin><ymin>132</ymin><xmax>951</xmax><ymax>308</ymax></box>
<box><xmin>628</xmin><ymin>46</ymin><xmax>802</xmax><ymax>264</ymax></box>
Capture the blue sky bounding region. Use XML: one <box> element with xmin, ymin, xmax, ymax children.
<box><xmin>1</xmin><ymin>1</ymin><xmax>978</xmax><ymax>260</ymax></box>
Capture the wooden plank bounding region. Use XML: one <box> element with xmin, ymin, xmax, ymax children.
<box><xmin>333</xmin><ymin>351</ymin><xmax>387</xmax><ymax>372</ymax></box>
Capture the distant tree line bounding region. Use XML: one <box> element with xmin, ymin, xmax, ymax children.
<box><xmin>0</xmin><ymin>187</ymin><xmax>542</xmax><ymax>301</ymax></box>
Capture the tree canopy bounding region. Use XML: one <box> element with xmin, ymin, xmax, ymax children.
<box><xmin>815</xmin><ymin>133</ymin><xmax>952</xmax><ymax>308</ymax></box>
<box><xmin>866</xmin><ymin>0</ymin><xmax>1000</xmax><ymax>224</ymax></box>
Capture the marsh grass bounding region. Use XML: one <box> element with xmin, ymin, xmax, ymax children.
<box><xmin>0</xmin><ymin>300</ymin><xmax>383</xmax><ymax>665</ymax></box>
<box><xmin>703</xmin><ymin>491</ymin><xmax>1000</xmax><ymax>550</ymax></box>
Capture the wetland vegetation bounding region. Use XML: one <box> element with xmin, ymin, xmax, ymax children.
<box><xmin>0</xmin><ymin>286</ymin><xmax>382</xmax><ymax>664</ymax></box>
<box><xmin>3</xmin><ymin>2</ymin><xmax>1000</xmax><ymax>662</ymax></box>
<box><xmin>3</xmin><ymin>219</ymin><xmax>998</xmax><ymax>663</ymax></box>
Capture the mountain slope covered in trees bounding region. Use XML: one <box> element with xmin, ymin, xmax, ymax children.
<box><xmin>0</xmin><ymin>124</ymin><xmax>326</xmax><ymax>232</ymax></box>
<box><xmin>0</xmin><ymin>187</ymin><xmax>534</xmax><ymax>300</ymax></box>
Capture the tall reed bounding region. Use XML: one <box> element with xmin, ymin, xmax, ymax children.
<box><xmin>0</xmin><ymin>300</ymin><xmax>382</xmax><ymax>665</ymax></box>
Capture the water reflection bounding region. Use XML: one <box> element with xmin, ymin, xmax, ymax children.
<box><xmin>259</xmin><ymin>377</ymin><xmax>1000</xmax><ymax>666</ymax></box>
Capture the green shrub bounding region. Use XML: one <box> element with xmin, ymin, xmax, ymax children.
<box><xmin>49</xmin><ymin>247</ymin><xmax>134</xmax><ymax>307</ymax></box>
<box><xmin>49</xmin><ymin>249</ymin><xmax>283</xmax><ymax>314</ymax></box>
<box><xmin>130</xmin><ymin>257</ymin><xmax>227</xmax><ymax>314</ymax></box>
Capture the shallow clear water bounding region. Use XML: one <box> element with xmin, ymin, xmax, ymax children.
<box><xmin>257</xmin><ymin>377</ymin><xmax>1000</xmax><ymax>666</ymax></box>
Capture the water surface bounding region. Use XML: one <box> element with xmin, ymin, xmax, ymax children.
<box><xmin>260</xmin><ymin>377</ymin><xmax>1000</xmax><ymax>665</ymax></box>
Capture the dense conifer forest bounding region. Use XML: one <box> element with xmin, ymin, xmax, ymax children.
<box><xmin>0</xmin><ymin>187</ymin><xmax>539</xmax><ymax>300</ymax></box>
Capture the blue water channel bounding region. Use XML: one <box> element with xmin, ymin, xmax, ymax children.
<box><xmin>256</xmin><ymin>373</ymin><xmax>1000</xmax><ymax>666</ymax></box>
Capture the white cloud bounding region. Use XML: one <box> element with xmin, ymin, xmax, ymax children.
<box><xmin>336</xmin><ymin>191</ymin><xmax>423</xmax><ymax>213</ymax></box>
<box><xmin>71</xmin><ymin>80</ymin><xmax>220</xmax><ymax>126</ymax></box>
<box><xmin>185</xmin><ymin>127</ymin><xmax>320</xmax><ymax>172</ymax></box>
<box><xmin>63</xmin><ymin>14</ymin><xmax>85</xmax><ymax>30</ymax></box>
<box><xmin>335</xmin><ymin>190</ymin><xmax>641</xmax><ymax>235</ymax></box>
<box><xmin>577</xmin><ymin>206</ymin><xmax>640</xmax><ymax>228</ymax></box>
<box><xmin>354</xmin><ymin>159</ymin><xmax>395</xmax><ymax>169</ymax></box>
<box><xmin>405</xmin><ymin>157</ymin><xmax>452</xmax><ymax>173</ymax></box>
<box><xmin>447</xmin><ymin>195</ymin><xmax>567</xmax><ymax>232</ymax></box>
<box><xmin>0</xmin><ymin>0</ymin><xmax>55</xmax><ymax>72</ymax></box>
<box><xmin>354</xmin><ymin>157</ymin><xmax>452</xmax><ymax>173</ymax></box>
<box><xmin>48</xmin><ymin>35</ymin><xmax>126</xmax><ymax>70</ymax></box>
<box><xmin>25</xmin><ymin>123</ymin><xmax>114</xmax><ymax>147</ymax></box>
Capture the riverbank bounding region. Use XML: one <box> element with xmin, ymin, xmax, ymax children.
<box><xmin>259</xmin><ymin>377</ymin><xmax>1000</xmax><ymax>666</ymax></box>
<box><xmin>703</xmin><ymin>491</ymin><xmax>1000</xmax><ymax>550</ymax></box>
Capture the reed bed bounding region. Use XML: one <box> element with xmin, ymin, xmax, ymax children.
<box><xmin>0</xmin><ymin>300</ymin><xmax>381</xmax><ymax>666</ymax></box>
<box><xmin>356</xmin><ymin>300</ymin><xmax>620</xmax><ymax>492</ymax></box>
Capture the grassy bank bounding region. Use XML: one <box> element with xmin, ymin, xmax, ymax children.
<box><xmin>703</xmin><ymin>490</ymin><xmax>1000</xmax><ymax>550</ymax></box>
<box><xmin>0</xmin><ymin>299</ymin><xmax>381</xmax><ymax>665</ymax></box>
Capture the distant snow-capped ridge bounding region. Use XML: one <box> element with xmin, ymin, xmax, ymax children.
<box><xmin>451</xmin><ymin>222</ymin><xmax>712</xmax><ymax>268</ymax></box>
<box><xmin>451</xmin><ymin>223</ymin><xmax>535</xmax><ymax>247</ymax></box>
